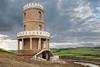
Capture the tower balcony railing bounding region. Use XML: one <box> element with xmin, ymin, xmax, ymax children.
<box><xmin>17</xmin><ymin>31</ymin><xmax>50</xmax><ymax>38</ymax></box>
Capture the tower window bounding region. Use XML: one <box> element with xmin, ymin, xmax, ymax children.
<box><xmin>24</xmin><ymin>12</ymin><xmax>26</xmax><ymax>19</ymax></box>
<box><xmin>24</xmin><ymin>12</ymin><xmax>26</xmax><ymax>16</ymax></box>
<box><xmin>38</xmin><ymin>11</ymin><xmax>42</xmax><ymax>20</ymax></box>
<box><xmin>39</xmin><ymin>25</ymin><xmax>42</xmax><ymax>30</ymax></box>
<box><xmin>24</xmin><ymin>25</ymin><xmax>26</xmax><ymax>28</ymax></box>
<box><xmin>24</xmin><ymin>25</ymin><xmax>26</xmax><ymax>30</ymax></box>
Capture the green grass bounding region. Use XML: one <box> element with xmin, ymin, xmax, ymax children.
<box><xmin>0</xmin><ymin>48</ymin><xmax>15</xmax><ymax>55</ymax></box>
<box><xmin>51</xmin><ymin>47</ymin><xmax>100</xmax><ymax>60</ymax></box>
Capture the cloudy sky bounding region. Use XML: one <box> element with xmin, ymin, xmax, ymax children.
<box><xmin>0</xmin><ymin>0</ymin><xmax>100</xmax><ymax>49</ymax></box>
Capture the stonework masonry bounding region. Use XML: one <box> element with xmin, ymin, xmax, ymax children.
<box><xmin>17</xmin><ymin>2</ymin><xmax>52</xmax><ymax>60</ymax></box>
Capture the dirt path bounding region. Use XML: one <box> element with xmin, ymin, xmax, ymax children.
<box><xmin>0</xmin><ymin>56</ymin><xmax>87</xmax><ymax>67</ymax></box>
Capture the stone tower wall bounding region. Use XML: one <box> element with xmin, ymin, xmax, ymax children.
<box><xmin>23</xmin><ymin>8</ymin><xmax>44</xmax><ymax>31</ymax></box>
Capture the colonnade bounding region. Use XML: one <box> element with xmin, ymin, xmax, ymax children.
<box><xmin>18</xmin><ymin>38</ymin><xmax>49</xmax><ymax>50</ymax></box>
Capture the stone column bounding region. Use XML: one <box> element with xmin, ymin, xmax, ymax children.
<box><xmin>43</xmin><ymin>41</ymin><xmax>45</xmax><ymax>49</ymax></box>
<box><xmin>18</xmin><ymin>40</ymin><xmax>20</xmax><ymax>50</ymax></box>
<box><xmin>22</xmin><ymin>38</ymin><xmax>24</xmax><ymax>49</ymax></box>
<box><xmin>47</xmin><ymin>39</ymin><xmax>49</xmax><ymax>49</ymax></box>
<box><xmin>30</xmin><ymin>38</ymin><xmax>32</xmax><ymax>50</ymax></box>
<box><xmin>43</xmin><ymin>39</ymin><xmax>47</xmax><ymax>49</ymax></box>
<box><xmin>45</xmin><ymin>39</ymin><xmax>47</xmax><ymax>49</ymax></box>
<box><xmin>38</xmin><ymin>38</ymin><xmax>41</xmax><ymax>50</ymax></box>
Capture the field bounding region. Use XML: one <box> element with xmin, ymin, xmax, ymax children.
<box><xmin>51</xmin><ymin>47</ymin><xmax>100</xmax><ymax>60</ymax></box>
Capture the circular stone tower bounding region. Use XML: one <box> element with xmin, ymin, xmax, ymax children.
<box><xmin>17</xmin><ymin>2</ymin><xmax>52</xmax><ymax>60</ymax></box>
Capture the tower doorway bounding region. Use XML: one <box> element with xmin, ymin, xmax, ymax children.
<box><xmin>42</xmin><ymin>51</ymin><xmax>50</xmax><ymax>61</ymax></box>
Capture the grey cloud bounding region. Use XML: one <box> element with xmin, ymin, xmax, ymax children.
<box><xmin>0</xmin><ymin>0</ymin><xmax>100</xmax><ymax>45</ymax></box>
<box><xmin>0</xmin><ymin>0</ymin><xmax>25</xmax><ymax>37</ymax></box>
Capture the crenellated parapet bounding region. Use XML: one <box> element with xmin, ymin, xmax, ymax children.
<box><xmin>23</xmin><ymin>3</ymin><xmax>44</xmax><ymax>10</ymax></box>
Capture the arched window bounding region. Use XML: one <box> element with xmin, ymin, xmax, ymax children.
<box><xmin>24</xmin><ymin>12</ymin><xmax>26</xmax><ymax>16</ymax></box>
<box><xmin>38</xmin><ymin>11</ymin><xmax>42</xmax><ymax>20</ymax></box>
<box><xmin>24</xmin><ymin>25</ymin><xmax>26</xmax><ymax>30</ymax></box>
<box><xmin>24</xmin><ymin>12</ymin><xmax>26</xmax><ymax>19</ymax></box>
<box><xmin>39</xmin><ymin>25</ymin><xmax>42</xmax><ymax>30</ymax></box>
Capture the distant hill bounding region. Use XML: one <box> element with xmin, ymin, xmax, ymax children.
<box><xmin>52</xmin><ymin>47</ymin><xmax>100</xmax><ymax>61</ymax></box>
<box><xmin>0</xmin><ymin>48</ymin><xmax>85</xmax><ymax>67</ymax></box>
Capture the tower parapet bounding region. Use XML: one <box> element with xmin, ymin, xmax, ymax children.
<box><xmin>23</xmin><ymin>3</ymin><xmax>44</xmax><ymax>10</ymax></box>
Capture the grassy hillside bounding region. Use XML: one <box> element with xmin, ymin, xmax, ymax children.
<box><xmin>0</xmin><ymin>49</ymin><xmax>15</xmax><ymax>54</ymax></box>
<box><xmin>51</xmin><ymin>47</ymin><xmax>100</xmax><ymax>60</ymax></box>
<box><xmin>0</xmin><ymin>48</ymin><xmax>86</xmax><ymax>67</ymax></box>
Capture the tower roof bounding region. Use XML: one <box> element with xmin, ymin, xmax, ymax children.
<box><xmin>23</xmin><ymin>2</ymin><xmax>44</xmax><ymax>10</ymax></box>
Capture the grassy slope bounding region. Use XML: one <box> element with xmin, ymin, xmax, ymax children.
<box><xmin>51</xmin><ymin>47</ymin><xmax>100</xmax><ymax>60</ymax></box>
<box><xmin>0</xmin><ymin>49</ymin><xmax>85</xmax><ymax>67</ymax></box>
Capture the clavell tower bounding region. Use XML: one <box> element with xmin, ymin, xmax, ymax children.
<box><xmin>17</xmin><ymin>2</ymin><xmax>52</xmax><ymax>60</ymax></box>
